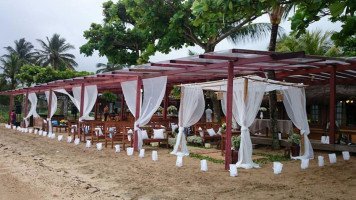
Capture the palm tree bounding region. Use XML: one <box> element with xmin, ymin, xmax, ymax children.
<box><xmin>276</xmin><ymin>30</ymin><xmax>339</xmax><ymax>56</ymax></box>
<box><xmin>0</xmin><ymin>54</ymin><xmax>22</xmax><ymax>89</ymax></box>
<box><xmin>36</xmin><ymin>34</ymin><xmax>78</xmax><ymax>70</ymax></box>
<box><xmin>3</xmin><ymin>38</ymin><xmax>37</xmax><ymax>65</ymax></box>
<box><xmin>96</xmin><ymin>62</ymin><xmax>124</xmax><ymax>74</ymax></box>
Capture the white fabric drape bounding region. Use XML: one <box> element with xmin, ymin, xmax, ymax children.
<box><xmin>224</xmin><ymin>79</ymin><xmax>266</xmax><ymax>169</ymax></box>
<box><xmin>171</xmin><ymin>86</ymin><xmax>205</xmax><ymax>156</ymax></box>
<box><xmin>121</xmin><ymin>76</ymin><xmax>167</xmax><ymax>150</ymax></box>
<box><xmin>45</xmin><ymin>91</ymin><xmax>58</xmax><ymax>133</ymax></box>
<box><xmin>24</xmin><ymin>93</ymin><xmax>40</xmax><ymax>127</ymax></box>
<box><xmin>56</xmin><ymin>85</ymin><xmax>98</xmax><ymax>121</ymax></box>
<box><xmin>281</xmin><ymin>87</ymin><xmax>314</xmax><ymax>159</ymax></box>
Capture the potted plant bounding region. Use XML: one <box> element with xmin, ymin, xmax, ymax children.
<box><xmin>60</xmin><ymin>119</ymin><xmax>68</xmax><ymax>126</ymax></box>
<box><xmin>156</xmin><ymin>106</ymin><xmax>163</xmax><ymax>116</ymax></box>
<box><xmin>167</xmin><ymin>105</ymin><xmax>177</xmax><ymax>116</ymax></box>
<box><xmin>287</xmin><ymin>133</ymin><xmax>301</xmax><ymax>156</ymax></box>
<box><xmin>231</xmin><ymin>135</ymin><xmax>241</xmax><ymax>164</ymax></box>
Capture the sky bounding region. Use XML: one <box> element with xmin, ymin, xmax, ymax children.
<box><xmin>0</xmin><ymin>0</ymin><xmax>342</xmax><ymax>73</ymax></box>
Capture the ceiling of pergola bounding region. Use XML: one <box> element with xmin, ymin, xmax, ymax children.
<box><xmin>2</xmin><ymin>49</ymin><xmax>356</xmax><ymax>95</ymax></box>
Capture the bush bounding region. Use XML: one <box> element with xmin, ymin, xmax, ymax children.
<box><xmin>187</xmin><ymin>135</ymin><xmax>203</xmax><ymax>144</ymax></box>
<box><xmin>287</xmin><ymin>133</ymin><xmax>301</xmax><ymax>145</ymax></box>
<box><xmin>232</xmin><ymin>135</ymin><xmax>241</xmax><ymax>150</ymax></box>
<box><xmin>168</xmin><ymin>137</ymin><xmax>176</xmax><ymax>147</ymax></box>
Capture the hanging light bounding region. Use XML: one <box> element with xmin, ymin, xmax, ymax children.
<box><xmin>346</xmin><ymin>100</ymin><xmax>350</xmax><ymax>104</ymax></box>
<box><xmin>351</xmin><ymin>100</ymin><xmax>354</xmax><ymax>103</ymax></box>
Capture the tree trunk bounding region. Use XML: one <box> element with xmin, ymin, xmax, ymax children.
<box><xmin>268</xmin><ymin>23</ymin><xmax>279</xmax><ymax>52</ymax></box>
<box><xmin>204</xmin><ymin>44</ymin><xmax>222</xmax><ymax>123</ymax></box>
<box><xmin>268</xmin><ymin>22</ymin><xmax>280</xmax><ymax>150</ymax></box>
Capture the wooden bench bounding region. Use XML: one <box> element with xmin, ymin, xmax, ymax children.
<box><xmin>122</xmin><ymin>127</ymin><xmax>170</xmax><ymax>150</ymax></box>
<box><xmin>194</xmin><ymin>122</ymin><xmax>222</xmax><ymax>145</ymax></box>
<box><xmin>104</xmin><ymin>121</ymin><xmax>134</xmax><ymax>149</ymax></box>
<box><xmin>33</xmin><ymin>117</ymin><xmax>45</xmax><ymax>131</ymax></box>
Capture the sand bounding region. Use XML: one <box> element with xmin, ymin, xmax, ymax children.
<box><xmin>0</xmin><ymin>125</ymin><xmax>355</xmax><ymax>200</ymax></box>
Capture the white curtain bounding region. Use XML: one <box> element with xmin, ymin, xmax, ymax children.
<box><xmin>121</xmin><ymin>76</ymin><xmax>167</xmax><ymax>150</ymax></box>
<box><xmin>24</xmin><ymin>93</ymin><xmax>40</xmax><ymax>127</ymax></box>
<box><xmin>171</xmin><ymin>86</ymin><xmax>205</xmax><ymax>156</ymax></box>
<box><xmin>56</xmin><ymin>85</ymin><xmax>98</xmax><ymax>121</ymax></box>
<box><xmin>281</xmin><ymin>87</ymin><xmax>314</xmax><ymax>159</ymax></box>
<box><xmin>45</xmin><ymin>91</ymin><xmax>58</xmax><ymax>133</ymax></box>
<box><xmin>225</xmin><ymin>79</ymin><xmax>266</xmax><ymax>169</ymax></box>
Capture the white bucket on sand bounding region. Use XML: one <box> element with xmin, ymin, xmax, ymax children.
<box><xmin>34</xmin><ymin>129</ymin><xmax>38</xmax><ymax>134</ymax></box>
<box><xmin>67</xmin><ymin>136</ymin><xmax>73</xmax><ymax>143</ymax></box>
<box><xmin>29</xmin><ymin>129</ymin><xmax>33</xmax><ymax>134</ymax></box>
<box><xmin>329</xmin><ymin>153</ymin><xmax>337</xmax><ymax>164</ymax></box>
<box><xmin>229</xmin><ymin>164</ymin><xmax>238</xmax><ymax>177</ymax></box>
<box><xmin>86</xmin><ymin>140</ymin><xmax>91</xmax><ymax>148</ymax></box>
<box><xmin>13</xmin><ymin>126</ymin><xmax>16</xmax><ymax>130</ymax></box>
<box><xmin>74</xmin><ymin>138</ymin><xmax>80</xmax><ymax>145</ymax></box>
<box><xmin>273</xmin><ymin>162</ymin><xmax>283</xmax><ymax>174</ymax></box>
<box><xmin>96</xmin><ymin>143</ymin><xmax>103</xmax><ymax>151</ymax></box>
<box><xmin>139</xmin><ymin>149</ymin><xmax>145</xmax><ymax>158</ymax></box>
<box><xmin>176</xmin><ymin>155</ymin><xmax>183</xmax><ymax>167</ymax></box>
<box><xmin>201</xmin><ymin>160</ymin><xmax>208</xmax><ymax>172</ymax></box>
<box><xmin>318</xmin><ymin>156</ymin><xmax>324</xmax><ymax>167</ymax></box>
<box><xmin>51</xmin><ymin>133</ymin><xmax>55</xmax><ymax>139</ymax></box>
<box><xmin>38</xmin><ymin>130</ymin><xmax>43</xmax><ymax>136</ymax></box>
<box><xmin>47</xmin><ymin>132</ymin><xmax>52</xmax><ymax>138</ymax></box>
<box><xmin>25</xmin><ymin>128</ymin><xmax>28</xmax><ymax>133</ymax></box>
<box><xmin>342</xmin><ymin>151</ymin><xmax>350</xmax><ymax>161</ymax></box>
<box><xmin>43</xmin><ymin>131</ymin><xmax>47</xmax><ymax>137</ymax></box>
<box><xmin>126</xmin><ymin>147</ymin><xmax>134</xmax><ymax>156</ymax></box>
<box><xmin>301</xmin><ymin>159</ymin><xmax>309</xmax><ymax>169</ymax></box>
<box><xmin>152</xmin><ymin>150</ymin><xmax>158</xmax><ymax>161</ymax></box>
<box><xmin>115</xmin><ymin>145</ymin><xmax>120</xmax><ymax>153</ymax></box>
<box><xmin>58</xmin><ymin>135</ymin><xmax>63</xmax><ymax>141</ymax></box>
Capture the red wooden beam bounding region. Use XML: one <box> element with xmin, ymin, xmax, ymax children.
<box><xmin>225</xmin><ymin>61</ymin><xmax>234</xmax><ymax>170</ymax></box>
<box><xmin>134</xmin><ymin>76</ymin><xmax>142</xmax><ymax>152</ymax></box>
<box><xmin>329</xmin><ymin>66</ymin><xmax>336</xmax><ymax>144</ymax></box>
<box><xmin>78</xmin><ymin>83</ymin><xmax>85</xmax><ymax>140</ymax></box>
<box><xmin>8</xmin><ymin>94</ymin><xmax>13</xmax><ymax>125</ymax></box>
<box><xmin>120</xmin><ymin>92</ymin><xmax>125</xmax><ymax>120</ymax></box>
<box><xmin>23</xmin><ymin>91</ymin><xmax>29</xmax><ymax>128</ymax></box>
<box><xmin>47</xmin><ymin>89</ymin><xmax>53</xmax><ymax>132</ymax></box>
<box><xmin>163</xmin><ymin>88</ymin><xmax>169</xmax><ymax>120</ymax></box>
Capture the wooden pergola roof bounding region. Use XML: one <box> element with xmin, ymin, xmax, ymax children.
<box><xmin>2</xmin><ymin>49</ymin><xmax>356</xmax><ymax>95</ymax></box>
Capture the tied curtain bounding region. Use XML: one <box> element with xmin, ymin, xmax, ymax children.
<box><xmin>171</xmin><ymin>86</ymin><xmax>205</xmax><ymax>156</ymax></box>
<box><xmin>281</xmin><ymin>87</ymin><xmax>314</xmax><ymax>159</ymax></box>
<box><xmin>121</xmin><ymin>76</ymin><xmax>167</xmax><ymax>150</ymax></box>
<box><xmin>24</xmin><ymin>93</ymin><xmax>40</xmax><ymax>127</ymax></box>
<box><xmin>56</xmin><ymin>85</ymin><xmax>98</xmax><ymax>121</ymax></box>
<box><xmin>222</xmin><ymin>79</ymin><xmax>266</xmax><ymax>169</ymax></box>
<box><xmin>45</xmin><ymin>91</ymin><xmax>58</xmax><ymax>133</ymax></box>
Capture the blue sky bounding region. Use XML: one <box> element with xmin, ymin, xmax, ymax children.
<box><xmin>0</xmin><ymin>0</ymin><xmax>342</xmax><ymax>72</ymax></box>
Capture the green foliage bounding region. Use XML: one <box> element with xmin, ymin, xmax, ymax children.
<box><xmin>0</xmin><ymin>54</ymin><xmax>22</xmax><ymax>89</ymax></box>
<box><xmin>187</xmin><ymin>135</ymin><xmax>204</xmax><ymax>144</ymax></box>
<box><xmin>81</xmin><ymin>0</ymin><xmax>278</xmax><ymax>66</ymax></box>
<box><xmin>252</xmin><ymin>152</ymin><xmax>291</xmax><ymax>164</ymax></box>
<box><xmin>101</xmin><ymin>91</ymin><xmax>117</xmax><ymax>103</ymax></box>
<box><xmin>340</xmin><ymin>37</ymin><xmax>356</xmax><ymax>57</ymax></box>
<box><xmin>96</xmin><ymin>62</ymin><xmax>124</xmax><ymax>74</ymax></box>
<box><xmin>231</xmin><ymin>135</ymin><xmax>241</xmax><ymax>150</ymax></box>
<box><xmin>291</xmin><ymin>0</ymin><xmax>356</xmax><ymax>46</ymax></box>
<box><xmin>16</xmin><ymin>65</ymin><xmax>93</xmax><ymax>86</ymax></box>
<box><xmin>287</xmin><ymin>133</ymin><xmax>301</xmax><ymax>145</ymax></box>
<box><xmin>168</xmin><ymin>137</ymin><xmax>176</xmax><ymax>147</ymax></box>
<box><xmin>3</xmin><ymin>38</ymin><xmax>37</xmax><ymax>65</ymax></box>
<box><xmin>189</xmin><ymin>153</ymin><xmax>225</xmax><ymax>164</ymax></box>
<box><xmin>276</xmin><ymin>30</ymin><xmax>340</xmax><ymax>56</ymax></box>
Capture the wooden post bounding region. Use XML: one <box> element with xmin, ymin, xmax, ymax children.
<box><xmin>94</xmin><ymin>98</ymin><xmax>98</xmax><ymax>120</ymax></box>
<box><xmin>8</xmin><ymin>94</ymin><xmax>14</xmax><ymax>125</ymax></box>
<box><xmin>243</xmin><ymin>78</ymin><xmax>248</xmax><ymax>102</ymax></box>
<box><xmin>23</xmin><ymin>91</ymin><xmax>29</xmax><ymax>128</ymax></box>
<box><xmin>47</xmin><ymin>89</ymin><xmax>53</xmax><ymax>132</ymax></box>
<box><xmin>329</xmin><ymin>66</ymin><xmax>336</xmax><ymax>144</ymax></box>
<box><xmin>78</xmin><ymin>84</ymin><xmax>85</xmax><ymax>139</ymax></box>
<box><xmin>225</xmin><ymin>61</ymin><xmax>234</xmax><ymax>170</ymax></box>
<box><xmin>120</xmin><ymin>92</ymin><xmax>124</xmax><ymax>121</ymax></box>
<box><xmin>163</xmin><ymin>87</ymin><xmax>169</xmax><ymax>120</ymax></box>
<box><xmin>134</xmin><ymin>76</ymin><xmax>142</xmax><ymax>151</ymax></box>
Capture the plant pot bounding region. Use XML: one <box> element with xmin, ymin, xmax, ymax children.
<box><xmin>231</xmin><ymin>149</ymin><xmax>239</xmax><ymax>164</ymax></box>
<box><xmin>290</xmin><ymin>145</ymin><xmax>300</xmax><ymax>157</ymax></box>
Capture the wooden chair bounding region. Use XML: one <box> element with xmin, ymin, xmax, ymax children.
<box><xmin>104</xmin><ymin>121</ymin><xmax>124</xmax><ymax>149</ymax></box>
<box><xmin>89</xmin><ymin>121</ymin><xmax>105</xmax><ymax>144</ymax></box>
<box><xmin>194</xmin><ymin>122</ymin><xmax>222</xmax><ymax>145</ymax></box>
<box><xmin>33</xmin><ymin>117</ymin><xmax>45</xmax><ymax>131</ymax></box>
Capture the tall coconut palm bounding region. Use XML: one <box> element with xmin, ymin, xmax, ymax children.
<box><xmin>276</xmin><ymin>30</ymin><xmax>338</xmax><ymax>56</ymax></box>
<box><xmin>96</xmin><ymin>62</ymin><xmax>124</xmax><ymax>74</ymax></box>
<box><xmin>3</xmin><ymin>38</ymin><xmax>37</xmax><ymax>65</ymax></box>
<box><xmin>36</xmin><ymin>34</ymin><xmax>78</xmax><ymax>70</ymax></box>
<box><xmin>0</xmin><ymin>54</ymin><xmax>22</xmax><ymax>89</ymax></box>
<box><xmin>267</xmin><ymin>3</ymin><xmax>294</xmax><ymax>150</ymax></box>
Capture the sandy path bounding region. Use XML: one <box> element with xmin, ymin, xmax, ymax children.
<box><xmin>0</xmin><ymin>126</ymin><xmax>355</xmax><ymax>200</ymax></box>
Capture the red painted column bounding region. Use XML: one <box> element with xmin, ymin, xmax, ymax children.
<box><xmin>163</xmin><ymin>87</ymin><xmax>169</xmax><ymax>120</ymax></box>
<box><xmin>225</xmin><ymin>61</ymin><xmax>234</xmax><ymax>170</ymax></box>
<box><xmin>23</xmin><ymin>91</ymin><xmax>29</xmax><ymax>128</ymax></box>
<box><xmin>47</xmin><ymin>89</ymin><xmax>53</xmax><ymax>132</ymax></box>
<box><xmin>94</xmin><ymin>98</ymin><xmax>98</xmax><ymax>120</ymax></box>
<box><xmin>78</xmin><ymin>84</ymin><xmax>85</xmax><ymax>139</ymax></box>
<box><xmin>134</xmin><ymin>76</ymin><xmax>142</xmax><ymax>151</ymax></box>
<box><xmin>8</xmin><ymin>94</ymin><xmax>13</xmax><ymax>125</ymax></box>
<box><xmin>329</xmin><ymin>66</ymin><xmax>336</xmax><ymax>144</ymax></box>
<box><xmin>120</xmin><ymin>92</ymin><xmax>124</xmax><ymax>121</ymax></box>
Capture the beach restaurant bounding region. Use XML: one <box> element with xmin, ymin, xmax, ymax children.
<box><xmin>1</xmin><ymin>49</ymin><xmax>356</xmax><ymax>169</ymax></box>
